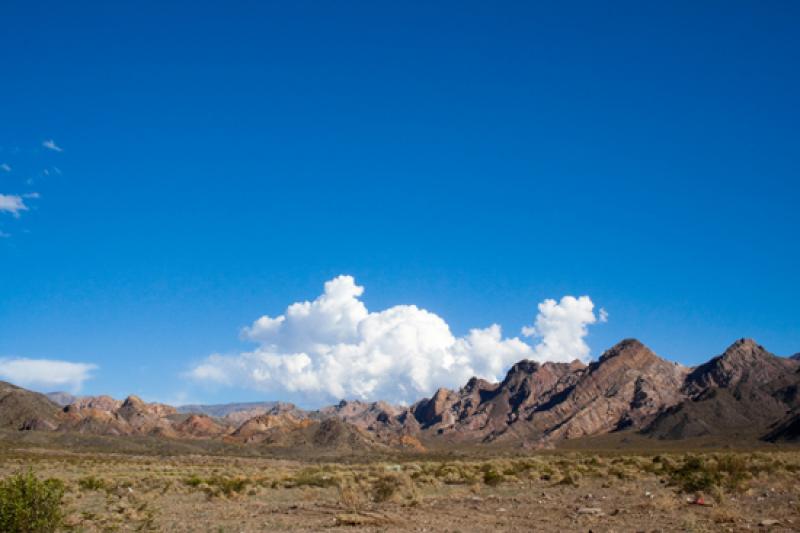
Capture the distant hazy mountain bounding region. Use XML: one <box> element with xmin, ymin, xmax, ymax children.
<box><xmin>177</xmin><ymin>401</ymin><xmax>303</xmax><ymax>422</ymax></box>
<box><xmin>46</xmin><ymin>391</ymin><xmax>78</xmax><ymax>406</ymax></box>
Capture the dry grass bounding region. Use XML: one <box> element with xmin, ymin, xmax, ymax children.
<box><xmin>0</xmin><ymin>448</ymin><xmax>798</xmax><ymax>531</ymax></box>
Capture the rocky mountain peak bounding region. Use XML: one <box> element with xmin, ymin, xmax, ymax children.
<box><xmin>721</xmin><ymin>338</ymin><xmax>768</xmax><ymax>361</ymax></box>
<box><xmin>567</xmin><ymin>359</ymin><xmax>587</xmax><ymax>371</ymax></box>
<box><xmin>529</xmin><ymin>338</ymin><xmax>688</xmax><ymax>441</ymax></box>
<box><xmin>64</xmin><ymin>395</ymin><xmax>121</xmax><ymax>414</ymax></box>
<box><xmin>411</xmin><ymin>387</ymin><xmax>458</xmax><ymax>427</ymax></box>
<box><xmin>598</xmin><ymin>338</ymin><xmax>650</xmax><ymax>363</ymax></box>
<box><xmin>121</xmin><ymin>395</ymin><xmax>145</xmax><ymax>408</ymax></box>
<box><xmin>462</xmin><ymin>376</ymin><xmax>494</xmax><ymax>393</ymax></box>
<box><xmin>504</xmin><ymin>359</ymin><xmax>539</xmax><ymax>376</ymax></box>
<box><xmin>685</xmin><ymin>338</ymin><xmax>796</xmax><ymax>395</ymax></box>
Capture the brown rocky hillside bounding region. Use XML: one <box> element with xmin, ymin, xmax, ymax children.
<box><xmin>2</xmin><ymin>338</ymin><xmax>799</xmax><ymax>451</ymax></box>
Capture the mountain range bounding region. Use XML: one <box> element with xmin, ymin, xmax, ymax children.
<box><xmin>3</xmin><ymin>338</ymin><xmax>797</xmax><ymax>453</ymax></box>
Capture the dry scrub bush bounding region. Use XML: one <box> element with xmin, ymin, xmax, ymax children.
<box><xmin>78</xmin><ymin>475</ymin><xmax>105</xmax><ymax>491</ymax></box>
<box><xmin>337</xmin><ymin>477</ymin><xmax>368</xmax><ymax>511</ymax></box>
<box><xmin>434</xmin><ymin>462</ymin><xmax>479</xmax><ymax>485</ymax></box>
<box><xmin>371</xmin><ymin>472</ymin><xmax>417</xmax><ymax>504</ymax></box>
<box><xmin>290</xmin><ymin>468</ymin><xmax>340</xmax><ymax>488</ymax></box>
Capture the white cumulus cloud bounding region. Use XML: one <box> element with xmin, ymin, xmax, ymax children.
<box><xmin>0</xmin><ymin>358</ymin><xmax>97</xmax><ymax>393</ymax></box>
<box><xmin>188</xmin><ymin>276</ymin><xmax>605</xmax><ymax>404</ymax></box>
<box><xmin>522</xmin><ymin>296</ymin><xmax>603</xmax><ymax>363</ymax></box>
<box><xmin>0</xmin><ymin>194</ymin><xmax>28</xmax><ymax>217</ymax></box>
<box><xmin>42</xmin><ymin>139</ymin><xmax>63</xmax><ymax>152</ymax></box>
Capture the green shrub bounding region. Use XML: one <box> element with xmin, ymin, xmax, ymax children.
<box><xmin>183</xmin><ymin>474</ymin><xmax>204</xmax><ymax>488</ymax></box>
<box><xmin>666</xmin><ymin>455</ymin><xmax>719</xmax><ymax>493</ymax></box>
<box><xmin>0</xmin><ymin>470</ymin><xmax>65</xmax><ymax>533</ymax></box>
<box><xmin>482</xmin><ymin>468</ymin><xmax>504</xmax><ymax>487</ymax></box>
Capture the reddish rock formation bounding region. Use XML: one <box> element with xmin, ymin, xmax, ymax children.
<box><xmin>3</xmin><ymin>337</ymin><xmax>799</xmax><ymax>450</ymax></box>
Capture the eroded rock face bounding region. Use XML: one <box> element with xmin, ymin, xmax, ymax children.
<box><xmin>412</xmin><ymin>388</ymin><xmax>460</xmax><ymax>428</ymax></box>
<box><xmin>388</xmin><ymin>340</ymin><xmax>689</xmax><ymax>445</ymax></box>
<box><xmin>529</xmin><ymin>340</ymin><xmax>688</xmax><ymax>441</ymax></box>
<box><xmin>402</xmin><ymin>358</ymin><xmax>591</xmax><ymax>443</ymax></box>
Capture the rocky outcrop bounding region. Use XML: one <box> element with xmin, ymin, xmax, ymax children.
<box><xmin>61</xmin><ymin>394</ymin><xmax>180</xmax><ymax>437</ymax></box>
<box><xmin>173</xmin><ymin>414</ymin><xmax>229</xmax><ymax>438</ymax></box>
<box><xmin>228</xmin><ymin>413</ymin><xmax>313</xmax><ymax>443</ymax></box>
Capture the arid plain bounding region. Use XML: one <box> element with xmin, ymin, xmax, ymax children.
<box><xmin>3</xmin><ymin>443</ymin><xmax>800</xmax><ymax>532</ymax></box>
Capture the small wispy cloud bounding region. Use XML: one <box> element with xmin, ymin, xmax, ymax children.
<box><xmin>0</xmin><ymin>230</ymin><xmax>10</xmax><ymax>238</ymax></box>
<box><xmin>0</xmin><ymin>357</ymin><xmax>97</xmax><ymax>393</ymax></box>
<box><xmin>0</xmin><ymin>194</ymin><xmax>28</xmax><ymax>217</ymax></box>
<box><xmin>0</xmin><ymin>163</ymin><xmax>10</xmax><ymax>172</ymax></box>
<box><xmin>42</xmin><ymin>139</ymin><xmax>63</xmax><ymax>152</ymax></box>
<box><xmin>22</xmin><ymin>192</ymin><xmax>40</xmax><ymax>199</ymax></box>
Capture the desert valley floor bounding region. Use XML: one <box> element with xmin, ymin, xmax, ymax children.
<box><xmin>2</xmin><ymin>442</ymin><xmax>800</xmax><ymax>532</ymax></box>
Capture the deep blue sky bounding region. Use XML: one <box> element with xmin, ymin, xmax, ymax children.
<box><xmin>1</xmin><ymin>1</ymin><xmax>798</xmax><ymax>403</ymax></box>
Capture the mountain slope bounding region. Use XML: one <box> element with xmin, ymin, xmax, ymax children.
<box><xmin>407</xmin><ymin>359</ymin><xmax>586</xmax><ymax>444</ymax></box>
<box><xmin>0</xmin><ymin>381</ymin><xmax>63</xmax><ymax>430</ymax></box>
<box><xmin>643</xmin><ymin>339</ymin><xmax>800</xmax><ymax>440</ymax></box>
<box><xmin>526</xmin><ymin>339</ymin><xmax>688</xmax><ymax>442</ymax></box>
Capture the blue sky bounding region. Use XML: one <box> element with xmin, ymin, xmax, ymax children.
<box><xmin>0</xmin><ymin>1</ymin><xmax>798</xmax><ymax>406</ymax></box>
